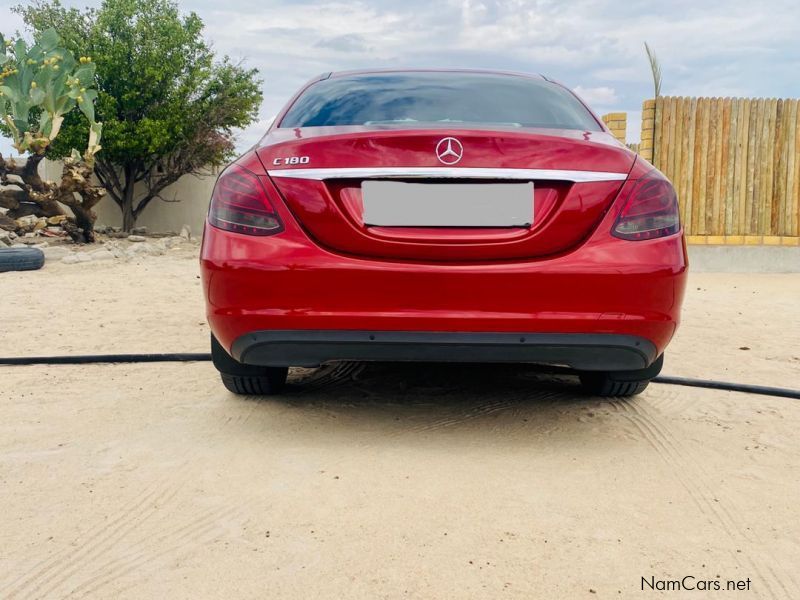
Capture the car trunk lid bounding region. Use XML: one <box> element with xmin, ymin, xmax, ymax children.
<box><xmin>257</xmin><ymin>127</ymin><xmax>634</xmax><ymax>261</ymax></box>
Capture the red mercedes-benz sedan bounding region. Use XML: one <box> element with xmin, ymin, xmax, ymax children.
<box><xmin>201</xmin><ymin>69</ymin><xmax>687</xmax><ymax>397</ymax></box>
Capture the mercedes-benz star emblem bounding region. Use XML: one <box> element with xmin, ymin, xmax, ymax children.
<box><xmin>435</xmin><ymin>137</ymin><xmax>463</xmax><ymax>165</ymax></box>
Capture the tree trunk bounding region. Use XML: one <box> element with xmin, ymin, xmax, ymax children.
<box><xmin>121</xmin><ymin>165</ymin><xmax>137</xmax><ymax>232</ymax></box>
<box><xmin>1</xmin><ymin>151</ymin><xmax>105</xmax><ymax>243</ymax></box>
<box><xmin>71</xmin><ymin>205</ymin><xmax>97</xmax><ymax>243</ymax></box>
<box><xmin>122</xmin><ymin>202</ymin><xmax>136</xmax><ymax>232</ymax></box>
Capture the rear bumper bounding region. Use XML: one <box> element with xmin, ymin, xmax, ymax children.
<box><xmin>201</xmin><ymin>195</ymin><xmax>688</xmax><ymax>368</ymax></box>
<box><xmin>231</xmin><ymin>330</ymin><xmax>657</xmax><ymax>370</ymax></box>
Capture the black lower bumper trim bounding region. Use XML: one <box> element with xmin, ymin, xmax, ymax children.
<box><xmin>231</xmin><ymin>330</ymin><xmax>658</xmax><ymax>372</ymax></box>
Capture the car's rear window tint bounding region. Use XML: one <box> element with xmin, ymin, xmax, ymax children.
<box><xmin>279</xmin><ymin>72</ymin><xmax>601</xmax><ymax>131</ymax></box>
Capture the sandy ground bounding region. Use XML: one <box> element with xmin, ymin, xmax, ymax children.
<box><xmin>1</xmin><ymin>249</ymin><xmax>799</xmax><ymax>599</ymax></box>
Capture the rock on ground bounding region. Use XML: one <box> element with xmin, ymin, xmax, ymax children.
<box><xmin>0</xmin><ymin>231</ymin><xmax>14</xmax><ymax>247</ymax></box>
<box><xmin>61</xmin><ymin>253</ymin><xmax>93</xmax><ymax>264</ymax></box>
<box><xmin>41</xmin><ymin>246</ymin><xmax>71</xmax><ymax>261</ymax></box>
<box><xmin>88</xmin><ymin>249</ymin><xmax>116</xmax><ymax>261</ymax></box>
<box><xmin>126</xmin><ymin>242</ymin><xmax>165</xmax><ymax>258</ymax></box>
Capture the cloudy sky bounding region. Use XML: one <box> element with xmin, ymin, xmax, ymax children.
<box><xmin>2</xmin><ymin>0</ymin><xmax>799</xmax><ymax>156</ymax></box>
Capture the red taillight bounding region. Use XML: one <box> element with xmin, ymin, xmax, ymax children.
<box><xmin>208</xmin><ymin>165</ymin><xmax>283</xmax><ymax>236</ymax></box>
<box><xmin>612</xmin><ymin>171</ymin><xmax>680</xmax><ymax>241</ymax></box>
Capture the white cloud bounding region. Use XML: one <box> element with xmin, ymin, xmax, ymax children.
<box><xmin>1</xmin><ymin>0</ymin><xmax>798</xmax><ymax>151</ymax></box>
<box><xmin>198</xmin><ymin>0</ymin><xmax>799</xmax><ymax>145</ymax></box>
<box><xmin>573</xmin><ymin>85</ymin><xmax>619</xmax><ymax>108</ymax></box>
<box><xmin>0</xmin><ymin>138</ymin><xmax>15</xmax><ymax>158</ymax></box>
<box><xmin>237</xmin><ymin>116</ymin><xmax>275</xmax><ymax>150</ymax></box>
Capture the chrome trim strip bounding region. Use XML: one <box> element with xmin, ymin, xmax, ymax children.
<box><xmin>267</xmin><ymin>167</ymin><xmax>627</xmax><ymax>183</ymax></box>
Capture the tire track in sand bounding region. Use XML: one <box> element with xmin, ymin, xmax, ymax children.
<box><xmin>291</xmin><ymin>362</ymin><xmax>366</xmax><ymax>394</ymax></box>
<box><xmin>609</xmin><ymin>391</ymin><xmax>797</xmax><ymax>600</ymax></box>
<box><xmin>3</xmin><ymin>478</ymin><xmax>183</xmax><ymax>599</ymax></box>
<box><xmin>68</xmin><ymin>505</ymin><xmax>239</xmax><ymax>598</ymax></box>
<box><xmin>3</xmin><ymin>388</ymin><xmax>254</xmax><ymax>600</ymax></box>
<box><xmin>407</xmin><ymin>389</ymin><xmax>565</xmax><ymax>434</ymax></box>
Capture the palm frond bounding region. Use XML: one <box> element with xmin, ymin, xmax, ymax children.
<box><xmin>644</xmin><ymin>42</ymin><xmax>662</xmax><ymax>98</ymax></box>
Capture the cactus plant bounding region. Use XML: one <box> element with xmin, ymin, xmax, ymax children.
<box><xmin>0</xmin><ymin>28</ymin><xmax>101</xmax><ymax>161</ymax></box>
<box><xmin>0</xmin><ymin>28</ymin><xmax>104</xmax><ymax>243</ymax></box>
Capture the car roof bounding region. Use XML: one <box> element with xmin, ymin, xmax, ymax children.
<box><xmin>324</xmin><ymin>68</ymin><xmax>549</xmax><ymax>81</ymax></box>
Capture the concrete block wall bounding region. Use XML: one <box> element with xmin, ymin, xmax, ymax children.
<box><xmin>37</xmin><ymin>158</ymin><xmax>217</xmax><ymax>236</ymax></box>
<box><xmin>638</xmin><ymin>99</ymin><xmax>656</xmax><ymax>162</ymax></box>
<box><xmin>601</xmin><ymin>112</ymin><xmax>627</xmax><ymax>144</ymax></box>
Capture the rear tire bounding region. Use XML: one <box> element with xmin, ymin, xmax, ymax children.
<box><xmin>211</xmin><ymin>334</ymin><xmax>288</xmax><ymax>395</ymax></box>
<box><xmin>578</xmin><ymin>374</ymin><xmax>649</xmax><ymax>397</ymax></box>
<box><xmin>220</xmin><ymin>372</ymin><xmax>288</xmax><ymax>395</ymax></box>
<box><xmin>579</xmin><ymin>354</ymin><xmax>664</xmax><ymax>397</ymax></box>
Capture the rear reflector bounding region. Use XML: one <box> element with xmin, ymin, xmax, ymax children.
<box><xmin>208</xmin><ymin>165</ymin><xmax>283</xmax><ymax>236</ymax></box>
<box><xmin>612</xmin><ymin>171</ymin><xmax>680</xmax><ymax>241</ymax></box>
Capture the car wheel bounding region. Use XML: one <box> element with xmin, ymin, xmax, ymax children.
<box><xmin>578</xmin><ymin>354</ymin><xmax>664</xmax><ymax>397</ymax></box>
<box><xmin>0</xmin><ymin>247</ymin><xmax>45</xmax><ymax>273</ymax></box>
<box><xmin>219</xmin><ymin>372</ymin><xmax>288</xmax><ymax>395</ymax></box>
<box><xmin>211</xmin><ymin>334</ymin><xmax>288</xmax><ymax>395</ymax></box>
<box><xmin>578</xmin><ymin>374</ymin><xmax>650</xmax><ymax>397</ymax></box>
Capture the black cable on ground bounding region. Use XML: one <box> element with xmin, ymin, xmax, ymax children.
<box><xmin>0</xmin><ymin>353</ymin><xmax>212</xmax><ymax>365</ymax></box>
<box><xmin>1</xmin><ymin>353</ymin><xmax>798</xmax><ymax>400</ymax></box>
<box><xmin>652</xmin><ymin>375</ymin><xmax>800</xmax><ymax>400</ymax></box>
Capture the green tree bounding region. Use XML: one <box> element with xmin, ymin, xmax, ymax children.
<box><xmin>16</xmin><ymin>0</ymin><xmax>263</xmax><ymax>231</ymax></box>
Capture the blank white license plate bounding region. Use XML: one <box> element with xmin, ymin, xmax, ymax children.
<box><xmin>362</xmin><ymin>181</ymin><xmax>533</xmax><ymax>227</ymax></box>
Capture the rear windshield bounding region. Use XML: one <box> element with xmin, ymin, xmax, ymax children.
<box><xmin>279</xmin><ymin>72</ymin><xmax>601</xmax><ymax>131</ymax></box>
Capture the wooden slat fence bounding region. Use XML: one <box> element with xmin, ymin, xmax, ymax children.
<box><xmin>639</xmin><ymin>96</ymin><xmax>800</xmax><ymax>237</ymax></box>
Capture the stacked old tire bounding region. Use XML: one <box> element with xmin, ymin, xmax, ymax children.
<box><xmin>0</xmin><ymin>247</ymin><xmax>45</xmax><ymax>273</ymax></box>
